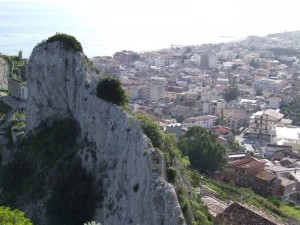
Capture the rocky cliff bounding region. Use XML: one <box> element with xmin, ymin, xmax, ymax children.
<box><xmin>25</xmin><ymin>40</ymin><xmax>185</xmax><ymax>225</ymax></box>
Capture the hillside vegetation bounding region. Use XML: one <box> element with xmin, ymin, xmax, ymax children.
<box><xmin>137</xmin><ymin>113</ymin><xmax>212</xmax><ymax>225</ymax></box>
<box><xmin>0</xmin><ymin>119</ymin><xmax>100</xmax><ymax>225</ymax></box>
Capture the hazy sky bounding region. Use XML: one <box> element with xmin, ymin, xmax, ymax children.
<box><xmin>5</xmin><ymin>0</ymin><xmax>300</xmax><ymax>37</ymax></box>
<box><xmin>1</xmin><ymin>0</ymin><xmax>300</xmax><ymax>56</ymax></box>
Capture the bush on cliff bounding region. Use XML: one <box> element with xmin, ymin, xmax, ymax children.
<box><xmin>0</xmin><ymin>206</ymin><xmax>32</xmax><ymax>225</ymax></box>
<box><xmin>46</xmin><ymin>33</ymin><xmax>83</xmax><ymax>52</ymax></box>
<box><xmin>135</xmin><ymin>113</ymin><xmax>164</xmax><ymax>149</ymax></box>
<box><xmin>96</xmin><ymin>77</ymin><xmax>128</xmax><ymax>107</ymax></box>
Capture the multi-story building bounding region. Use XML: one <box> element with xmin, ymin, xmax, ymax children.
<box><xmin>139</xmin><ymin>84</ymin><xmax>165</xmax><ymax>102</ymax></box>
<box><xmin>248</xmin><ymin>109</ymin><xmax>290</xmax><ymax>136</ymax></box>
<box><xmin>254</xmin><ymin>79</ymin><xmax>287</xmax><ymax>93</ymax></box>
<box><xmin>183</xmin><ymin>115</ymin><xmax>216</xmax><ymax>129</ymax></box>
<box><xmin>165</xmin><ymin>123</ymin><xmax>183</xmax><ymax>140</ymax></box>
<box><xmin>223</xmin><ymin>156</ymin><xmax>297</xmax><ymax>200</ymax></box>
<box><xmin>200</xmin><ymin>54</ymin><xmax>217</xmax><ymax>68</ymax></box>
<box><xmin>223</xmin><ymin>156</ymin><xmax>265</xmax><ymax>187</ymax></box>
<box><xmin>203</xmin><ymin>100</ymin><xmax>226</xmax><ymax>115</ymax></box>
<box><xmin>164</xmin><ymin>92</ymin><xmax>178</xmax><ymax>101</ymax></box>
<box><xmin>265</xmin><ymin>93</ymin><xmax>283</xmax><ymax>109</ymax></box>
<box><xmin>226</xmin><ymin>113</ymin><xmax>247</xmax><ymax>133</ymax></box>
<box><xmin>113</xmin><ymin>50</ymin><xmax>138</xmax><ymax>64</ymax></box>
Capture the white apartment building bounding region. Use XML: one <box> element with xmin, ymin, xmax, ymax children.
<box><xmin>183</xmin><ymin>115</ymin><xmax>216</xmax><ymax>129</ymax></box>
<box><xmin>200</xmin><ymin>86</ymin><xmax>218</xmax><ymax>102</ymax></box>
<box><xmin>249</xmin><ymin>109</ymin><xmax>291</xmax><ymax>136</ymax></box>
<box><xmin>203</xmin><ymin>100</ymin><xmax>226</xmax><ymax>115</ymax></box>
<box><xmin>200</xmin><ymin>54</ymin><xmax>217</xmax><ymax>68</ymax></box>
<box><xmin>266</xmin><ymin>95</ymin><xmax>283</xmax><ymax>109</ymax></box>
<box><xmin>140</xmin><ymin>84</ymin><xmax>165</xmax><ymax>102</ymax></box>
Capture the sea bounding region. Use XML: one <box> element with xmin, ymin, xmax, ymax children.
<box><xmin>0</xmin><ymin>1</ymin><xmax>246</xmax><ymax>58</ymax></box>
<box><xmin>0</xmin><ymin>1</ymin><xmax>294</xmax><ymax>59</ymax></box>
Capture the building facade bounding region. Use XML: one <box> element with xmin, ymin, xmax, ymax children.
<box><xmin>248</xmin><ymin>109</ymin><xmax>287</xmax><ymax>136</ymax></box>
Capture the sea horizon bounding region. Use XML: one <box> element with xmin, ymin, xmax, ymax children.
<box><xmin>1</xmin><ymin>1</ymin><xmax>299</xmax><ymax>58</ymax></box>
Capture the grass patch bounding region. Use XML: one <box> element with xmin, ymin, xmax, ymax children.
<box><xmin>0</xmin><ymin>88</ymin><xmax>8</xmax><ymax>94</ymax></box>
<box><xmin>280</xmin><ymin>204</ymin><xmax>300</xmax><ymax>221</ymax></box>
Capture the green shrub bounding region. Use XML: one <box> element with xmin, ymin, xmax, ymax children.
<box><xmin>268</xmin><ymin>197</ymin><xmax>281</xmax><ymax>208</ymax></box>
<box><xmin>46</xmin><ymin>157</ymin><xmax>99</xmax><ymax>225</ymax></box>
<box><xmin>193</xmin><ymin>209</ymin><xmax>211</xmax><ymax>225</ymax></box>
<box><xmin>288</xmin><ymin>201</ymin><xmax>296</xmax><ymax>207</ymax></box>
<box><xmin>178</xmin><ymin>195</ymin><xmax>190</xmax><ymax>214</ymax></box>
<box><xmin>135</xmin><ymin>113</ymin><xmax>164</xmax><ymax>148</ymax></box>
<box><xmin>96</xmin><ymin>77</ymin><xmax>128</xmax><ymax>107</ymax></box>
<box><xmin>25</xmin><ymin>119</ymin><xmax>80</xmax><ymax>165</ymax></box>
<box><xmin>0</xmin><ymin>206</ymin><xmax>32</xmax><ymax>225</ymax></box>
<box><xmin>0</xmin><ymin>100</ymin><xmax>11</xmax><ymax>115</ymax></box>
<box><xmin>0</xmin><ymin>150</ymin><xmax>35</xmax><ymax>206</ymax></box>
<box><xmin>0</xmin><ymin>119</ymin><xmax>102</xmax><ymax>225</ymax></box>
<box><xmin>46</xmin><ymin>33</ymin><xmax>83</xmax><ymax>52</ymax></box>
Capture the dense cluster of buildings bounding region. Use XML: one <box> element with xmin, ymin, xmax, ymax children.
<box><xmin>7</xmin><ymin>31</ymin><xmax>300</xmax><ymax>205</ymax></box>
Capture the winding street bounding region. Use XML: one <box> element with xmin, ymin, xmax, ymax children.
<box><xmin>0</xmin><ymin>56</ymin><xmax>9</xmax><ymax>89</ymax></box>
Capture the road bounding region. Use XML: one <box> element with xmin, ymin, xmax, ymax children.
<box><xmin>235</xmin><ymin>129</ymin><xmax>267</xmax><ymax>157</ymax></box>
<box><xmin>0</xmin><ymin>56</ymin><xmax>9</xmax><ymax>89</ymax></box>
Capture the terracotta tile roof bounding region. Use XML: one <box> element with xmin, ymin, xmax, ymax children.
<box><xmin>229</xmin><ymin>156</ymin><xmax>257</xmax><ymax>167</ymax></box>
<box><xmin>255</xmin><ymin>170</ymin><xmax>276</xmax><ymax>182</ymax></box>
<box><xmin>239</xmin><ymin>160</ymin><xmax>264</xmax><ymax>169</ymax></box>
<box><xmin>216</xmin><ymin>202</ymin><xmax>278</xmax><ymax>225</ymax></box>
<box><xmin>213</xmin><ymin>125</ymin><xmax>231</xmax><ymax>134</ymax></box>
<box><xmin>280</xmin><ymin>177</ymin><xmax>296</xmax><ymax>187</ymax></box>
<box><xmin>279</xmin><ymin>158</ymin><xmax>294</xmax><ymax>167</ymax></box>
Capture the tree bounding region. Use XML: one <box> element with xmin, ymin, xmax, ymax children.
<box><xmin>249</xmin><ymin>58</ymin><xmax>259</xmax><ymax>69</ymax></box>
<box><xmin>229</xmin><ymin>140</ymin><xmax>241</xmax><ymax>152</ymax></box>
<box><xmin>178</xmin><ymin>126</ymin><xmax>227</xmax><ymax>173</ymax></box>
<box><xmin>231</xmin><ymin>64</ymin><xmax>238</xmax><ymax>70</ymax></box>
<box><xmin>223</xmin><ymin>82</ymin><xmax>239</xmax><ymax>103</ymax></box>
<box><xmin>0</xmin><ymin>206</ymin><xmax>32</xmax><ymax>225</ymax></box>
<box><xmin>135</xmin><ymin>113</ymin><xmax>164</xmax><ymax>149</ymax></box>
<box><xmin>163</xmin><ymin>133</ymin><xmax>181</xmax><ymax>165</ymax></box>
<box><xmin>96</xmin><ymin>77</ymin><xmax>128</xmax><ymax>107</ymax></box>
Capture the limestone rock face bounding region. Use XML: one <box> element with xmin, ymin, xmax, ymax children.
<box><xmin>26</xmin><ymin>41</ymin><xmax>185</xmax><ymax>225</ymax></box>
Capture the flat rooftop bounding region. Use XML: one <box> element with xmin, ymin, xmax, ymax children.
<box><xmin>275</xmin><ymin>126</ymin><xmax>300</xmax><ymax>140</ymax></box>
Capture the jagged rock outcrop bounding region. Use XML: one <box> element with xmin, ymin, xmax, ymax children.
<box><xmin>26</xmin><ymin>41</ymin><xmax>185</xmax><ymax>225</ymax></box>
